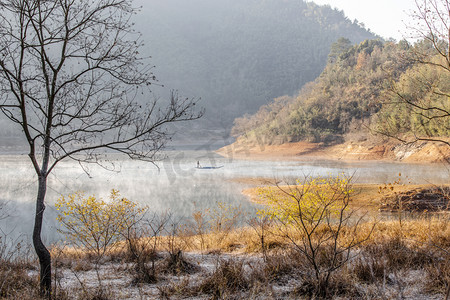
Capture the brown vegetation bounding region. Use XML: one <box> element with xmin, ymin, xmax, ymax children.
<box><xmin>2</xmin><ymin>215</ymin><xmax>448</xmax><ymax>299</ymax></box>
<box><xmin>1</xmin><ymin>184</ymin><xmax>449</xmax><ymax>299</ymax></box>
<box><xmin>380</xmin><ymin>186</ymin><xmax>450</xmax><ymax>212</ymax></box>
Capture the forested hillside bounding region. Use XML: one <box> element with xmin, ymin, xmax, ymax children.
<box><xmin>231</xmin><ymin>38</ymin><xmax>450</xmax><ymax>144</ymax></box>
<box><xmin>134</xmin><ymin>0</ymin><xmax>376</xmax><ymax>131</ymax></box>
<box><xmin>0</xmin><ymin>0</ymin><xmax>377</xmax><ymax>142</ymax></box>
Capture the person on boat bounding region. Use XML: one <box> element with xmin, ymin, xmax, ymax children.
<box><xmin>197</xmin><ymin>161</ymin><xmax>201</xmax><ymax>168</ymax></box>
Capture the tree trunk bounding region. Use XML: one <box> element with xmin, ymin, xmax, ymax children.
<box><xmin>33</xmin><ymin>175</ymin><xmax>51</xmax><ymax>298</ymax></box>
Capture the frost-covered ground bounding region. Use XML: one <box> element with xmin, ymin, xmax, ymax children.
<box><xmin>26</xmin><ymin>251</ymin><xmax>445</xmax><ymax>299</ymax></box>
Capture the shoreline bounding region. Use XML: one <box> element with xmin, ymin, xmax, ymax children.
<box><xmin>216</xmin><ymin>140</ymin><xmax>450</xmax><ymax>163</ymax></box>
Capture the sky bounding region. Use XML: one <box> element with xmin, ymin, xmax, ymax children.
<box><xmin>311</xmin><ymin>0</ymin><xmax>418</xmax><ymax>41</ymax></box>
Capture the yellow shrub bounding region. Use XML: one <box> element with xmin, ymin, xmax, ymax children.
<box><xmin>55</xmin><ymin>189</ymin><xmax>146</xmax><ymax>257</ymax></box>
<box><xmin>258</xmin><ymin>175</ymin><xmax>353</xmax><ymax>225</ymax></box>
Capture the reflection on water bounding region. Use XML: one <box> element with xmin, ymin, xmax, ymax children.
<box><xmin>0</xmin><ymin>150</ymin><xmax>448</xmax><ymax>243</ymax></box>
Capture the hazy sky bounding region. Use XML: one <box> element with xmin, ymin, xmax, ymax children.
<box><xmin>311</xmin><ymin>0</ymin><xmax>418</xmax><ymax>41</ymax></box>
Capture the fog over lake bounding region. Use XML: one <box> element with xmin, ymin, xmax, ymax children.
<box><xmin>0</xmin><ymin>149</ymin><xmax>448</xmax><ymax>244</ymax></box>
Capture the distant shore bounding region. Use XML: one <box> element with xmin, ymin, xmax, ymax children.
<box><xmin>217</xmin><ymin>139</ymin><xmax>450</xmax><ymax>163</ymax></box>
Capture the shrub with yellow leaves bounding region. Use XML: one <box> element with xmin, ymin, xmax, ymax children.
<box><xmin>258</xmin><ymin>174</ymin><xmax>374</xmax><ymax>298</ymax></box>
<box><xmin>259</xmin><ymin>175</ymin><xmax>354</xmax><ymax>225</ymax></box>
<box><xmin>55</xmin><ymin>189</ymin><xmax>146</xmax><ymax>258</ymax></box>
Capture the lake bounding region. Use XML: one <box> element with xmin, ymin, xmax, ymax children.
<box><xmin>0</xmin><ymin>149</ymin><xmax>448</xmax><ymax>244</ymax></box>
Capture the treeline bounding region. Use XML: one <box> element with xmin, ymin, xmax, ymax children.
<box><xmin>231</xmin><ymin>38</ymin><xmax>450</xmax><ymax>144</ymax></box>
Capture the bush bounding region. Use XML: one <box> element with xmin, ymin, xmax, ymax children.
<box><xmin>363</xmin><ymin>237</ymin><xmax>435</xmax><ymax>271</ymax></box>
<box><xmin>424</xmin><ymin>256</ymin><xmax>450</xmax><ymax>296</ymax></box>
<box><xmin>162</xmin><ymin>250</ymin><xmax>199</xmax><ymax>276</ymax></box>
<box><xmin>258</xmin><ymin>175</ymin><xmax>374</xmax><ymax>298</ymax></box>
<box><xmin>55</xmin><ymin>190</ymin><xmax>146</xmax><ymax>258</ymax></box>
<box><xmin>199</xmin><ymin>259</ymin><xmax>249</xmax><ymax>298</ymax></box>
<box><xmin>0</xmin><ymin>261</ymin><xmax>37</xmax><ymax>298</ymax></box>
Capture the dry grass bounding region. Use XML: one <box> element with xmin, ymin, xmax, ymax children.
<box><xmin>2</xmin><ymin>213</ymin><xmax>449</xmax><ymax>299</ymax></box>
<box><xmin>424</xmin><ymin>256</ymin><xmax>450</xmax><ymax>295</ymax></box>
<box><xmin>198</xmin><ymin>258</ymin><xmax>249</xmax><ymax>298</ymax></box>
<box><xmin>0</xmin><ymin>260</ymin><xmax>38</xmax><ymax>299</ymax></box>
<box><xmin>3</xmin><ymin>177</ymin><xmax>447</xmax><ymax>299</ymax></box>
<box><xmin>181</xmin><ymin>216</ymin><xmax>449</xmax><ymax>256</ymax></box>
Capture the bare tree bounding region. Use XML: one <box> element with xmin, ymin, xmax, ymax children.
<box><xmin>376</xmin><ymin>0</ymin><xmax>450</xmax><ymax>147</ymax></box>
<box><xmin>407</xmin><ymin>0</ymin><xmax>450</xmax><ymax>146</ymax></box>
<box><xmin>0</xmin><ymin>0</ymin><xmax>201</xmax><ymax>296</ymax></box>
<box><xmin>408</xmin><ymin>0</ymin><xmax>450</xmax><ymax>69</ymax></box>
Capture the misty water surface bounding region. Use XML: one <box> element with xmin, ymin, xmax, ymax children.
<box><xmin>0</xmin><ymin>150</ymin><xmax>448</xmax><ymax>244</ymax></box>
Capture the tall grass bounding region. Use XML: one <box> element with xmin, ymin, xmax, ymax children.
<box><xmin>1</xmin><ymin>184</ymin><xmax>448</xmax><ymax>299</ymax></box>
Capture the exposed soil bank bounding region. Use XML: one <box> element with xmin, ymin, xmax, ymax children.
<box><xmin>217</xmin><ymin>139</ymin><xmax>450</xmax><ymax>163</ymax></box>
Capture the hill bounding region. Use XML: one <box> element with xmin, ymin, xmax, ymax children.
<box><xmin>134</xmin><ymin>0</ymin><xmax>376</xmax><ymax>132</ymax></box>
<box><xmin>225</xmin><ymin>38</ymin><xmax>450</xmax><ymax>162</ymax></box>
<box><xmin>0</xmin><ymin>0</ymin><xmax>377</xmax><ymax>144</ymax></box>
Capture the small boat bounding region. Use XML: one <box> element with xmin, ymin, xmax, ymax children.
<box><xmin>196</xmin><ymin>165</ymin><xmax>224</xmax><ymax>169</ymax></box>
